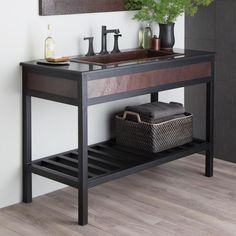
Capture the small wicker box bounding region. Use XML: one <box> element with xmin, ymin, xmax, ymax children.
<box><xmin>115</xmin><ymin>111</ymin><xmax>193</xmax><ymax>153</ymax></box>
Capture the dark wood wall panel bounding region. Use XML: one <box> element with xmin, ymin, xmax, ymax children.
<box><xmin>185</xmin><ymin>0</ymin><xmax>236</xmax><ymax>164</ymax></box>
<box><xmin>39</xmin><ymin>0</ymin><xmax>127</xmax><ymax>16</ymax></box>
<box><xmin>88</xmin><ymin>62</ymin><xmax>211</xmax><ymax>99</ymax></box>
<box><xmin>185</xmin><ymin>3</ymin><xmax>216</xmax><ymax>141</ymax></box>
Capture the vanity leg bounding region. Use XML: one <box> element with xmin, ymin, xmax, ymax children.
<box><xmin>22</xmin><ymin>93</ymin><xmax>32</xmax><ymax>203</ymax></box>
<box><xmin>205</xmin><ymin>65</ymin><xmax>214</xmax><ymax>177</ymax></box>
<box><xmin>151</xmin><ymin>92</ymin><xmax>159</xmax><ymax>102</ymax></box>
<box><xmin>78</xmin><ymin>80</ymin><xmax>88</xmax><ymax>226</ymax></box>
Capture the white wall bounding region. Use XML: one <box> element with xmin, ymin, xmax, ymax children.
<box><xmin>0</xmin><ymin>1</ymin><xmax>184</xmax><ymax>208</ymax></box>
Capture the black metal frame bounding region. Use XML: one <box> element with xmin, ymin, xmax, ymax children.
<box><xmin>22</xmin><ymin>68</ymin><xmax>32</xmax><ymax>203</ymax></box>
<box><xmin>205</xmin><ymin>60</ymin><xmax>215</xmax><ymax>177</ymax></box>
<box><xmin>78</xmin><ymin>75</ymin><xmax>88</xmax><ymax>225</ymax></box>
<box><xmin>22</xmin><ymin>53</ymin><xmax>215</xmax><ymax>226</ymax></box>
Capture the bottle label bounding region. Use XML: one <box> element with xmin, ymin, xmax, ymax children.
<box><xmin>45</xmin><ymin>39</ymin><xmax>55</xmax><ymax>59</ymax></box>
<box><xmin>47</xmin><ymin>44</ymin><xmax>55</xmax><ymax>51</ymax></box>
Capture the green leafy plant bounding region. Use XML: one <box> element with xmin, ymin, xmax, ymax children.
<box><xmin>125</xmin><ymin>0</ymin><xmax>214</xmax><ymax>24</ymax></box>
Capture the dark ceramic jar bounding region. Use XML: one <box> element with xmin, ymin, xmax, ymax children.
<box><xmin>159</xmin><ymin>23</ymin><xmax>175</xmax><ymax>50</ymax></box>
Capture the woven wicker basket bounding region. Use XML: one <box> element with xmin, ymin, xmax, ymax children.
<box><xmin>115</xmin><ymin>111</ymin><xmax>193</xmax><ymax>153</ymax></box>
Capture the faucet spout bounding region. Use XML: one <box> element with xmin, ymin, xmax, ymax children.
<box><xmin>106</xmin><ymin>29</ymin><xmax>120</xmax><ymax>34</ymax></box>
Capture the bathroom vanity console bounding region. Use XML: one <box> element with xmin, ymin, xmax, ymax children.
<box><xmin>21</xmin><ymin>49</ymin><xmax>215</xmax><ymax>226</ymax></box>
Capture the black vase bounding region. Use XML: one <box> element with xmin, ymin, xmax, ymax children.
<box><xmin>159</xmin><ymin>23</ymin><xmax>175</xmax><ymax>50</ymax></box>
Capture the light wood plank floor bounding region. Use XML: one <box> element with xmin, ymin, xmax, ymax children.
<box><xmin>1</xmin><ymin>154</ymin><xmax>236</xmax><ymax>236</ymax></box>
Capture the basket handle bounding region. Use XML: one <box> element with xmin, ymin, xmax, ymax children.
<box><xmin>123</xmin><ymin>111</ymin><xmax>142</xmax><ymax>123</ymax></box>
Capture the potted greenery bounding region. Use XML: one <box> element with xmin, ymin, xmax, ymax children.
<box><xmin>126</xmin><ymin>0</ymin><xmax>213</xmax><ymax>50</ymax></box>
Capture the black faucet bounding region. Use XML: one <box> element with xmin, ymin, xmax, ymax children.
<box><xmin>99</xmin><ymin>25</ymin><xmax>120</xmax><ymax>55</ymax></box>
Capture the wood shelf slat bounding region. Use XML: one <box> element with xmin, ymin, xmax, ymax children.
<box><xmin>87</xmin><ymin>148</ymin><xmax>134</xmax><ymax>166</ymax></box>
<box><xmin>58</xmin><ymin>153</ymin><xmax>117</xmax><ymax>172</ymax></box>
<box><xmin>56</xmin><ymin>155</ymin><xmax>112</xmax><ymax>174</ymax></box>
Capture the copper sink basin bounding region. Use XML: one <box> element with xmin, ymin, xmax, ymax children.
<box><xmin>70</xmin><ymin>49</ymin><xmax>183</xmax><ymax>66</ymax></box>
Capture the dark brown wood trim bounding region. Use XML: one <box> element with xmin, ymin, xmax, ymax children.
<box><xmin>27</xmin><ymin>72</ymin><xmax>78</xmax><ymax>99</ymax></box>
<box><xmin>87</xmin><ymin>62</ymin><xmax>212</xmax><ymax>99</ymax></box>
<box><xmin>39</xmin><ymin>0</ymin><xmax>127</xmax><ymax>16</ymax></box>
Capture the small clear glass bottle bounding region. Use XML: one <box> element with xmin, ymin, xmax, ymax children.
<box><xmin>142</xmin><ymin>24</ymin><xmax>153</xmax><ymax>49</ymax></box>
<box><xmin>138</xmin><ymin>28</ymin><xmax>144</xmax><ymax>48</ymax></box>
<box><xmin>44</xmin><ymin>24</ymin><xmax>55</xmax><ymax>59</ymax></box>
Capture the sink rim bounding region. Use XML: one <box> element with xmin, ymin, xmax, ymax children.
<box><xmin>70</xmin><ymin>48</ymin><xmax>185</xmax><ymax>66</ymax></box>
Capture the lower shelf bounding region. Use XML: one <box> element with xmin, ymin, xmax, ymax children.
<box><xmin>31</xmin><ymin>139</ymin><xmax>209</xmax><ymax>189</ymax></box>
